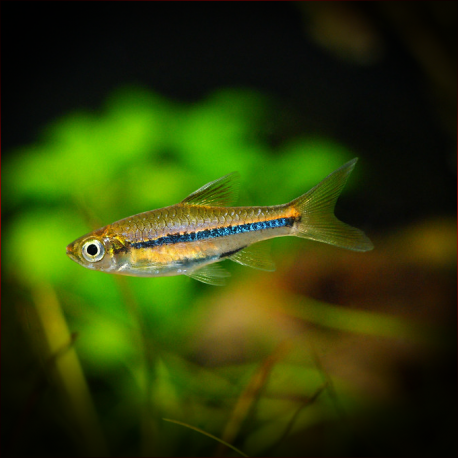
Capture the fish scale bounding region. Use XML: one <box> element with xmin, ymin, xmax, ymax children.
<box><xmin>67</xmin><ymin>159</ymin><xmax>373</xmax><ymax>285</ymax></box>
<box><xmin>111</xmin><ymin>204</ymin><xmax>285</xmax><ymax>245</ymax></box>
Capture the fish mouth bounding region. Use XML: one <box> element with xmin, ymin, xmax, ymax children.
<box><xmin>66</xmin><ymin>244</ymin><xmax>78</xmax><ymax>262</ymax></box>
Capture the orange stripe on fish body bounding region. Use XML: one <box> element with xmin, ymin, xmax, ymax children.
<box><xmin>67</xmin><ymin>159</ymin><xmax>373</xmax><ymax>285</ymax></box>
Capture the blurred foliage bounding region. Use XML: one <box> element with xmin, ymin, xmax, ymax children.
<box><xmin>2</xmin><ymin>86</ymin><xmax>456</xmax><ymax>457</ymax></box>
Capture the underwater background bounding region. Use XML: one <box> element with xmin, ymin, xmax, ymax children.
<box><xmin>2</xmin><ymin>3</ymin><xmax>456</xmax><ymax>457</ymax></box>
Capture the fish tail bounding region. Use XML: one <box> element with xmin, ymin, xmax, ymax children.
<box><xmin>290</xmin><ymin>158</ymin><xmax>374</xmax><ymax>252</ymax></box>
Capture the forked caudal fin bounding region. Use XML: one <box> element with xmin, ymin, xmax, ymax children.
<box><xmin>291</xmin><ymin>158</ymin><xmax>374</xmax><ymax>252</ymax></box>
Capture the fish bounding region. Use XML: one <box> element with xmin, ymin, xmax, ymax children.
<box><xmin>66</xmin><ymin>158</ymin><xmax>373</xmax><ymax>285</ymax></box>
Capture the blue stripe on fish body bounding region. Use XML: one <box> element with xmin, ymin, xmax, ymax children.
<box><xmin>131</xmin><ymin>217</ymin><xmax>294</xmax><ymax>249</ymax></box>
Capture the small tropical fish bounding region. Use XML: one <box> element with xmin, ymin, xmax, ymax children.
<box><xmin>67</xmin><ymin>158</ymin><xmax>373</xmax><ymax>285</ymax></box>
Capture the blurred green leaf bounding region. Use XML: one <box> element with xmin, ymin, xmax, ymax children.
<box><xmin>288</xmin><ymin>295</ymin><xmax>439</xmax><ymax>344</ymax></box>
<box><xmin>4</xmin><ymin>209</ymin><xmax>87</xmax><ymax>285</ymax></box>
<box><xmin>3</xmin><ymin>84</ymin><xmax>407</xmax><ymax>458</ymax></box>
<box><xmin>76</xmin><ymin>318</ymin><xmax>136</xmax><ymax>371</ymax></box>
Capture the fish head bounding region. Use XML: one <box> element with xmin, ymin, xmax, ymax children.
<box><xmin>66</xmin><ymin>227</ymin><xmax>120</xmax><ymax>273</ymax></box>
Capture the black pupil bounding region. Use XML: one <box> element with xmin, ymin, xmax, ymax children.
<box><xmin>87</xmin><ymin>244</ymin><xmax>98</xmax><ymax>256</ymax></box>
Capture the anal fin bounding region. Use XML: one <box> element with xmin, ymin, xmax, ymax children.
<box><xmin>229</xmin><ymin>243</ymin><xmax>276</xmax><ymax>272</ymax></box>
<box><xmin>186</xmin><ymin>263</ymin><xmax>231</xmax><ymax>286</ymax></box>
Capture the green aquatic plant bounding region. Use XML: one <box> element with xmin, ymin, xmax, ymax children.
<box><xmin>5</xmin><ymin>85</ymin><xmax>430</xmax><ymax>457</ymax></box>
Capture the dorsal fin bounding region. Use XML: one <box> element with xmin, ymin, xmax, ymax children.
<box><xmin>181</xmin><ymin>172</ymin><xmax>239</xmax><ymax>207</ymax></box>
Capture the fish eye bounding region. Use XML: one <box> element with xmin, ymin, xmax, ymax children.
<box><xmin>82</xmin><ymin>239</ymin><xmax>105</xmax><ymax>262</ymax></box>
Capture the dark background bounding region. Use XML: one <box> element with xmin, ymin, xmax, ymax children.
<box><xmin>3</xmin><ymin>2</ymin><xmax>456</xmax><ymax>226</ymax></box>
